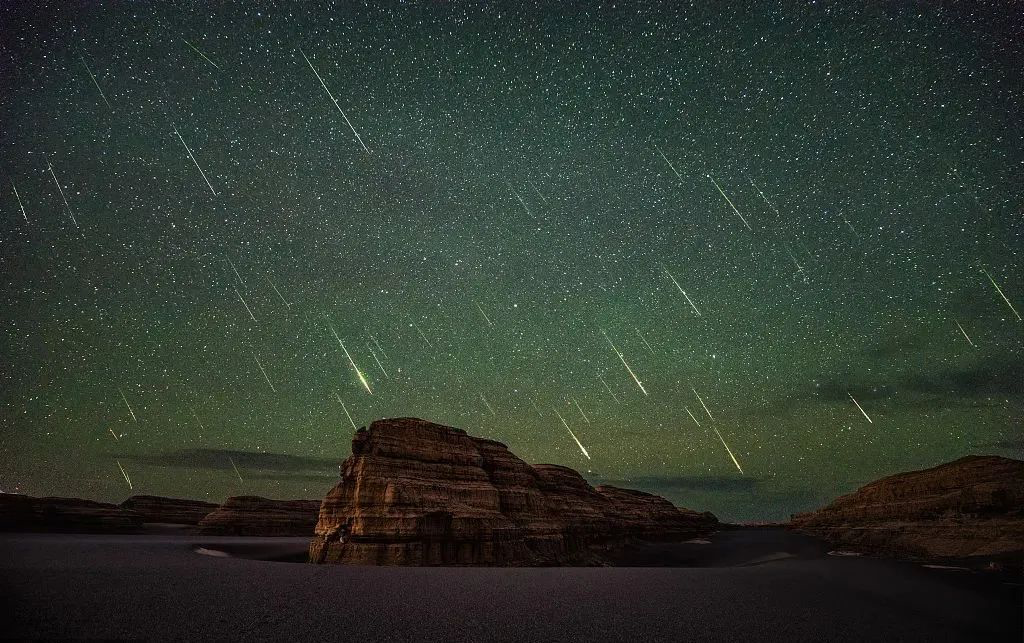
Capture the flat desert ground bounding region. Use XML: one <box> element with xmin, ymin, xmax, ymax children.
<box><xmin>2</xmin><ymin>528</ymin><xmax>1019</xmax><ymax>642</ymax></box>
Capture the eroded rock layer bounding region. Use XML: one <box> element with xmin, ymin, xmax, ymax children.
<box><xmin>310</xmin><ymin>417</ymin><xmax>717</xmax><ymax>565</ymax></box>
<box><xmin>0</xmin><ymin>494</ymin><xmax>143</xmax><ymax>533</ymax></box>
<box><xmin>790</xmin><ymin>455</ymin><xmax>1024</xmax><ymax>561</ymax></box>
<box><xmin>198</xmin><ymin>496</ymin><xmax>321</xmax><ymax>536</ymax></box>
<box><xmin>120</xmin><ymin>495</ymin><xmax>218</xmax><ymax>525</ymax></box>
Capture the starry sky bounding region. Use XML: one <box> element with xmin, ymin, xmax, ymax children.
<box><xmin>1</xmin><ymin>2</ymin><xmax>1021</xmax><ymax>522</ymax></box>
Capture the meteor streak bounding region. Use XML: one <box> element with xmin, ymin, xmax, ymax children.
<box><xmin>367</xmin><ymin>331</ymin><xmax>388</xmax><ymax>360</ymax></box>
<box><xmin>746</xmin><ymin>175</ymin><xmax>780</xmax><ymax>216</ymax></box>
<box><xmin>572</xmin><ymin>398</ymin><xmax>591</xmax><ymax>424</ymax></box>
<box><xmin>224</xmin><ymin>257</ymin><xmax>244</xmax><ymax>285</ymax></box>
<box><xmin>266</xmin><ymin>275</ymin><xmax>291</xmax><ymax>308</ymax></box>
<box><xmin>839</xmin><ymin>213</ymin><xmax>859</xmax><ymax>237</ymax></box>
<box><xmin>481</xmin><ymin>394</ymin><xmax>496</xmax><ymax>416</ymax></box>
<box><xmin>173</xmin><ymin>124</ymin><xmax>217</xmax><ymax>196</ymax></box>
<box><xmin>661</xmin><ymin>265</ymin><xmax>701</xmax><ymax>317</ymax></box>
<box><xmin>254</xmin><ymin>354</ymin><xmax>277</xmax><ymax>392</ymax></box>
<box><xmin>190</xmin><ymin>406</ymin><xmax>206</xmax><ymax>435</ymax></box>
<box><xmin>712</xmin><ymin>427</ymin><xmax>744</xmax><ymax>474</ymax></box>
<box><xmin>409</xmin><ymin>319</ymin><xmax>433</xmax><ymax>348</ymax></box>
<box><xmin>707</xmin><ymin>174</ymin><xmax>752</xmax><ymax>231</ymax></box>
<box><xmin>848</xmin><ymin>392</ymin><xmax>872</xmax><ymax>424</ymax></box>
<box><xmin>47</xmin><ymin>162</ymin><xmax>79</xmax><ymax>228</ymax></box>
<box><xmin>367</xmin><ymin>344</ymin><xmax>389</xmax><ymax>378</ymax></box>
<box><xmin>329</xmin><ymin>322</ymin><xmax>373</xmax><ymax>395</ymax></box>
<box><xmin>117</xmin><ymin>460</ymin><xmax>133</xmax><ymax>489</ymax></box>
<box><xmin>119</xmin><ymin>388</ymin><xmax>137</xmax><ymax>422</ymax></box>
<box><xmin>553</xmin><ymin>408</ymin><xmax>590</xmax><ymax>460</ymax></box>
<box><xmin>601</xmin><ymin>329</ymin><xmax>648</xmax><ymax>396</ymax></box>
<box><xmin>528</xmin><ymin>180</ymin><xmax>549</xmax><ymax>204</ymax></box>
<box><xmin>11</xmin><ymin>180</ymin><xmax>27</xmax><ymax>223</ymax></box>
<box><xmin>228</xmin><ymin>456</ymin><xmax>244</xmax><ymax>483</ymax></box>
<box><xmin>529</xmin><ymin>397</ymin><xmax>544</xmax><ymax>417</ymax></box>
<box><xmin>475</xmin><ymin>301</ymin><xmax>493</xmax><ymax>327</ymax></box>
<box><xmin>655</xmin><ymin>146</ymin><xmax>685</xmax><ymax>183</ymax></box>
<box><xmin>635</xmin><ymin>328</ymin><xmax>655</xmax><ymax>354</ymax></box>
<box><xmin>685</xmin><ymin>407</ymin><xmax>702</xmax><ymax>427</ymax></box>
<box><xmin>955</xmin><ymin>320</ymin><xmax>976</xmax><ymax>348</ymax></box>
<box><xmin>334</xmin><ymin>392</ymin><xmax>358</xmax><ymax>431</ymax></box>
<box><xmin>598</xmin><ymin>374</ymin><xmax>621</xmax><ymax>404</ymax></box>
<box><xmin>183</xmin><ymin>39</ymin><xmax>220</xmax><ymax>70</ymax></box>
<box><xmin>233</xmin><ymin>287</ymin><xmax>257</xmax><ymax>322</ymax></box>
<box><xmin>299</xmin><ymin>49</ymin><xmax>371</xmax><ymax>155</ymax></box>
<box><xmin>507</xmin><ymin>182</ymin><xmax>535</xmax><ymax>220</ymax></box>
<box><xmin>692</xmin><ymin>388</ymin><xmax>714</xmax><ymax>421</ymax></box>
<box><xmin>80</xmin><ymin>55</ymin><xmax>112</xmax><ymax>109</ymax></box>
<box><xmin>981</xmin><ymin>268</ymin><xmax>1021</xmax><ymax>321</ymax></box>
<box><xmin>108</xmin><ymin>428</ymin><xmax>119</xmax><ymax>441</ymax></box>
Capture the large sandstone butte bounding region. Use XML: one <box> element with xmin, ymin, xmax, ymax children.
<box><xmin>198</xmin><ymin>496</ymin><xmax>321</xmax><ymax>536</ymax></box>
<box><xmin>0</xmin><ymin>494</ymin><xmax>143</xmax><ymax>533</ymax></box>
<box><xmin>120</xmin><ymin>495</ymin><xmax>218</xmax><ymax>525</ymax></box>
<box><xmin>790</xmin><ymin>455</ymin><xmax>1024</xmax><ymax>561</ymax></box>
<box><xmin>309</xmin><ymin>417</ymin><xmax>717</xmax><ymax>565</ymax></box>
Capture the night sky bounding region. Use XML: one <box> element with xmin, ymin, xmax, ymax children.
<box><xmin>1</xmin><ymin>2</ymin><xmax>1021</xmax><ymax>522</ymax></box>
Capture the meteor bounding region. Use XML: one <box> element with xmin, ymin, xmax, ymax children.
<box><xmin>108</xmin><ymin>428</ymin><xmax>119</xmax><ymax>441</ymax></box>
<box><xmin>955</xmin><ymin>320</ymin><xmax>976</xmax><ymax>348</ymax></box>
<box><xmin>635</xmin><ymin>328</ymin><xmax>655</xmax><ymax>354</ymax></box>
<box><xmin>660</xmin><ymin>264</ymin><xmax>701</xmax><ymax>317</ymax></box>
<box><xmin>981</xmin><ymin>268</ymin><xmax>1021</xmax><ymax>321</ymax></box>
<box><xmin>329</xmin><ymin>322</ymin><xmax>373</xmax><ymax>395</ymax></box>
<box><xmin>409</xmin><ymin>319</ymin><xmax>433</xmax><ymax>348</ymax></box>
<box><xmin>172</xmin><ymin>124</ymin><xmax>217</xmax><ymax>196</ymax></box>
<box><xmin>598</xmin><ymin>374</ymin><xmax>621</xmax><ymax>404</ymax></box>
<box><xmin>299</xmin><ymin>49</ymin><xmax>371</xmax><ymax>155</ymax></box>
<box><xmin>116</xmin><ymin>460</ymin><xmax>133</xmax><ymax>490</ymax></box>
<box><xmin>848</xmin><ymin>392</ymin><xmax>872</xmax><ymax>424</ymax></box>
<box><xmin>655</xmin><ymin>145</ymin><xmax>685</xmax><ymax>183</ymax></box>
<box><xmin>367</xmin><ymin>330</ymin><xmax>388</xmax><ymax>360</ymax></box>
<box><xmin>685</xmin><ymin>406</ymin><xmax>702</xmax><ymax>427</ymax></box>
<box><xmin>80</xmin><ymin>54</ymin><xmax>112</xmax><ymax>109</ymax></box>
<box><xmin>47</xmin><ymin>162</ymin><xmax>79</xmax><ymax>228</ymax></box>
<box><xmin>707</xmin><ymin>174</ymin><xmax>752</xmax><ymax>231</ymax></box>
<box><xmin>475</xmin><ymin>301</ymin><xmax>494</xmax><ymax>327</ymax></box>
<box><xmin>228</xmin><ymin>456</ymin><xmax>244</xmax><ymax>484</ymax></box>
<box><xmin>553</xmin><ymin>408</ymin><xmax>590</xmax><ymax>460</ymax></box>
<box><xmin>746</xmin><ymin>175</ymin><xmax>780</xmax><ymax>216</ymax></box>
<box><xmin>190</xmin><ymin>406</ymin><xmax>206</xmax><ymax>436</ymax></box>
<box><xmin>334</xmin><ymin>392</ymin><xmax>358</xmax><ymax>431</ymax></box>
<box><xmin>11</xmin><ymin>180</ymin><xmax>27</xmax><ymax>223</ymax></box>
<box><xmin>572</xmin><ymin>398</ymin><xmax>591</xmax><ymax>424</ymax></box>
<box><xmin>266</xmin><ymin>276</ymin><xmax>291</xmax><ymax>308</ymax></box>
<box><xmin>528</xmin><ymin>179</ymin><xmax>549</xmax><ymax>204</ymax></box>
<box><xmin>253</xmin><ymin>353</ymin><xmax>277</xmax><ymax>392</ymax></box>
<box><xmin>529</xmin><ymin>397</ymin><xmax>544</xmax><ymax>417</ymax></box>
<box><xmin>481</xmin><ymin>393</ymin><xmax>497</xmax><ymax>416</ymax></box>
<box><xmin>366</xmin><ymin>343</ymin><xmax>389</xmax><ymax>378</ymax></box>
<box><xmin>692</xmin><ymin>388</ymin><xmax>714</xmax><ymax>421</ymax></box>
<box><xmin>118</xmin><ymin>388</ymin><xmax>137</xmax><ymax>422</ymax></box>
<box><xmin>224</xmin><ymin>256</ymin><xmax>244</xmax><ymax>285</ymax></box>
<box><xmin>507</xmin><ymin>182</ymin><xmax>535</xmax><ymax>220</ymax></box>
<box><xmin>183</xmin><ymin>39</ymin><xmax>220</xmax><ymax>70</ymax></box>
<box><xmin>839</xmin><ymin>213</ymin><xmax>859</xmax><ymax>237</ymax></box>
<box><xmin>712</xmin><ymin>427</ymin><xmax>744</xmax><ymax>474</ymax></box>
<box><xmin>600</xmin><ymin>329</ymin><xmax>648</xmax><ymax>396</ymax></box>
<box><xmin>233</xmin><ymin>287</ymin><xmax>257</xmax><ymax>322</ymax></box>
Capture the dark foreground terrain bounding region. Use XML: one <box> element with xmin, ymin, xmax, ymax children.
<box><xmin>2</xmin><ymin>528</ymin><xmax>1019</xmax><ymax>642</ymax></box>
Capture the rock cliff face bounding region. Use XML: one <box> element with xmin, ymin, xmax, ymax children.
<box><xmin>0</xmin><ymin>494</ymin><xmax>143</xmax><ymax>533</ymax></box>
<box><xmin>198</xmin><ymin>496</ymin><xmax>321</xmax><ymax>536</ymax></box>
<box><xmin>120</xmin><ymin>495</ymin><xmax>218</xmax><ymax>525</ymax></box>
<box><xmin>309</xmin><ymin>417</ymin><xmax>718</xmax><ymax>565</ymax></box>
<box><xmin>790</xmin><ymin>455</ymin><xmax>1024</xmax><ymax>560</ymax></box>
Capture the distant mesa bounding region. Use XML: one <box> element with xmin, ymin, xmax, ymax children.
<box><xmin>309</xmin><ymin>417</ymin><xmax>719</xmax><ymax>566</ymax></box>
<box><xmin>0</xmin><ymin>494</ymin><xmax>143</xmax><ymax>533</ymax></box>
<box><xmin>790</xmin><ymin>455</ymin><xmax>1024</xmax><ymax>565</ymax></box>
<box><xmin>120</xmin><ymin>495</ymin><xmax>218</xmax><ymax>525</ymax></box>
<box><xmin>199</xmin><ymin>496</ymin><xmax>321</xmax><ymax>536</ymax></box>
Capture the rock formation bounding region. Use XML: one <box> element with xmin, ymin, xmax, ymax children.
<box><xmin>0</xmin><ymin>494</ymin><xmax>143</xmax><ymax>533</ymax></box>
<box><xmin>790</xmin><ymin>455</ymin><xmax>1024</xmax><ymax>561</ymax></box>
<box><xmin>120</xmin><ymin>495</ymin><xmax>218</xmax><ymax>525</ymax></box>
<box><xmin>309</xmin><ymin>417</ymin><xmax>718</xmax><ymax>565</ymax></box>
<box><xmin>198</xmin><ymin>496</ymin><xmax>321</xmax><ymax>536</ymax></box>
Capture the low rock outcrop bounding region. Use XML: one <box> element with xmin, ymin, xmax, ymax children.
<box><xmin>790</xmin><ymin>455</ymin><xmax>1024</xmax><ymax>562</ymax></box>
<box><xmin>198</xmin><ymin>496</ymin><xmax>320</xmax><ymax>536</ymax></box>
<box><xmin>0</xmin><ymin>494</ymin><xmax>143</xmax><ymax>533</ymax></box>
<box><xmin>309</xmin><ymin>417</ymin><xmax>717</xmax><ymax>565</ymax></box>
<box><xmin>120</xmin><ymin>495</ymin><xmax>218</xmax><ymax>525</ymax></box>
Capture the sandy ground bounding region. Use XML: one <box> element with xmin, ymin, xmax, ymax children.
<box><xmin>1</xmin><ymin>528</ymin><xmax>1019</xmax><ymax>642</ymax></box>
